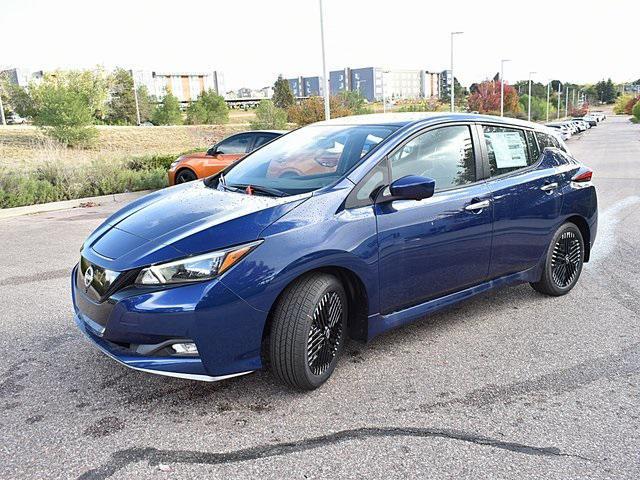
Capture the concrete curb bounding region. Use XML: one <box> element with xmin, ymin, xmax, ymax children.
<box><xmin>0</xmin><ymin>190</ymin><xmax>154</xmax><ymax>220</ymax></box>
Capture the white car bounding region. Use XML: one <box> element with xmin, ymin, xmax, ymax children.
<box><xmin>546</xmin><ymin>123</ymin><xmax>571</xmax><ymax>141</ymax></box>
<box><xmin>582</xmin><ymin>115</ymin><xmax>597</xmax><ymax>126</ymax></box>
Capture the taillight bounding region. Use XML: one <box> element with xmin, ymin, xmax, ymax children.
<box><xmin>571</xmin><ymin>169</ymin><xmax>593</xmax><ymax>182</ymax></box>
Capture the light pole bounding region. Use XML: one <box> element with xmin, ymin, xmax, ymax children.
<box><xmin>450</xmin><ymin>31</ymin><xmax>463</xmax><ymax>113</ymax></box>
<box><xmin>546</xmin><ymin>80</ymin><xmax>551</xmax><ymax>122</ymax></box>
<box><xmin>131</xmin><ymin>71</ymin><xmax>141</xmax><ymax>126</ymax></box>
<box><xmin>318</xmin><ymin>0</ymin><xmax>330</xmax><ymax>121</ymax></box>
<box><xmin>381</xmin><ymin>70</ymin><xmax>391</xmax><ymax>113</ymax></box>
<box><xmin>500</xmin><ymin>59</ymin><xmax>511</xmax><ymax>117</ymax></box>
<box><xmin>527</xmin><ymin>71</ymin><xmax>536</xmax><ymax>121</ymax></box>
<box><xmin>565</xmin><ymin>87</ymin><xmax>569</xmax><ymax>118</ymax></box>
<box><xmin>557</xmin><ymin>82</ymin><xmax>562</xmax><ymax>120</ymax></box>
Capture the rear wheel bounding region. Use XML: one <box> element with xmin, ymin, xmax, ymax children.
<box><xmin>269</xmin><ymin>273</ymin><xmax>347</xmax><ymax>390</ymax></box>
<box><xmin>175</xmin><ymin>168</ymin><xmax>197</xmax><ymax>183</ymax></box>
<box><xmin>531</xmin><ymin>222</ymin><xmax>584</xmax><ymax>296</ymax></box>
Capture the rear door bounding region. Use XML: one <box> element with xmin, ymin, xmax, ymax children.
<box><xmin>481</xmin><ymin>125</ymin><xmax>563</xmax><ymax>279</ymax></box>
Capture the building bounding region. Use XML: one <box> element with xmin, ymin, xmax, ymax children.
<box><xmin>325</xmin><ymin>67</ymin><xmax>447</xmax><ymax>102</ymax></box>
<box><xmin>131</xmin><ymin>70</ymin><xmax>225</xmax><ymax>103</ymax></box>
<box><xmin>1</xmin><ymin>68</ymin><xmax>44</xmax><ymax>87</ymax></box>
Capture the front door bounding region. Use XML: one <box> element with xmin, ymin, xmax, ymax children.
<box><xmin>375</xmin><ymin>124</ymin><xmax>493</xmax><ymax>314</ymax></box>
<box><xmin>203</xmin><ymin>133</ymin><xmax>254</xmax><ymax>176</ymax></box>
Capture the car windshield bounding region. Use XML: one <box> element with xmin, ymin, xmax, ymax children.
<box><xmin>218</xmin><ymin>124</ymin><xmax>398</xmax><ymax>196</ymax></box>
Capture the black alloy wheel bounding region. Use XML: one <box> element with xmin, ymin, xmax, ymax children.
<box><xmin>270</xmin><ymin>273</ymin><xmax>347</xmax><ymax>390</ymax></box>
<box><xmin>531</xmin><ymin>222</ymin><xmax>584</xmax><ymax>296</ymax></box>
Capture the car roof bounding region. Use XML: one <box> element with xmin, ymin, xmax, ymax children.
<box><xmin>313</xmin><ymin>112</ymin><xmax>548</xmax><ymax>131</ymax></box>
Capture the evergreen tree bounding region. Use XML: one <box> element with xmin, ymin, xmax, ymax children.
<box><xmin>273</xmin><ymin>75</ymin><xmax>295</xmax><ymax>109</ymax></box>
<box><xmin>152</xmin><ymin>90</ymin><xmax>183</xmax><ymax>125</ymax></box>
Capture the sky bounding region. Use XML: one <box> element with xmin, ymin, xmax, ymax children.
<box><xmin>1</xmin><ymin>0</ymin><xmax>637</xmax><ymax>91</ymax></box>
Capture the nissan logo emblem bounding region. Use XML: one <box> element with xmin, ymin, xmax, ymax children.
<box><xmin>84</xmin><ymin>265</ymin><xmax>94</xmax><ymax>289</ymax></box>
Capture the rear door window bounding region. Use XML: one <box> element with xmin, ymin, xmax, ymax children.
<box><xmin>482</xmin><ymin>126</ymin><xmax>532</xmax><ymax>177</ymax></box>
<box><xmin>526</xmin><ymin>131</ymin><xmax>540</xmax><ymax>162</ymax></box>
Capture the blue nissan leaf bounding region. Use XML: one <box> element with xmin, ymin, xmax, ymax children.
<box><xmin>72</xmin><ymin>113</ymin><xmax>597</xmax><ymax>390</ymax></box>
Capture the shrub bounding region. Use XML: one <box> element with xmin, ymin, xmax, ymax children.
<box><xmin>398</xmin><ymin>98</ymin><xmax>448</xmax><ymax>112</ymax></box>
<box><xmin>186</xmin><ymin>90</ymin><xmax>228</xmax><ymax>125</ymax></box>
<box><xmin>287</xmin><ymin>96</ymin><xmax>356</xmax><ymax>126</ymax></box>
<box><xmin>519</xmin><ymin>95</ymin><xmax>560</xmax><ymax>121</ymax></box>
<box><xmin>336</xmin><ymin>91</ymin><xmax>372</xmax><ymax>115</ymax></box>
<box><xmin>250</xmin><ymin>99</ymin><xmax>288</xmax><ymax>130</ymax></box>
<box><xmin>633</xmin><ymin>100</ymin><xmax>640</xmax><ymax>122</ymax></box>
<box><xmin>0</xmin><ymin>161</ymin><xmax>168</xmax><ymax>209</ymax></box>
<box><xmin>152</xmin><ymin>91</ymin><xmax>183</xmax><ymax>125</ymax></box>
<box><xmin>124</xmin><ymin>153</ymin><xmax>180</xmax><ymax>171</ymax></box>
<box><xmin>613</xmin><ymin>94</ymin><xmax>634</xmax><ymax>114</ymax></box>
<box><xmin>625</xmin><ymin>97</ymin><xmax>639</xmax><ymax>115</ymax></box>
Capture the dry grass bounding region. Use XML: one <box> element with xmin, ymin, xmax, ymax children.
<box><xmin>0</xmin><ymin>124</ymin><xmax>246</xmax><ymax>171</ymax></box>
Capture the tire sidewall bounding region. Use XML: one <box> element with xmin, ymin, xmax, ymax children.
<box><xmin>299</xmin><ymin>277</ymin><xmax>348</xmax><ymax>389</ymax></box>
<box><xmin>176</xmin><ymin>169</ymin><xmax>197</xmax><ymax>183</ymax></box>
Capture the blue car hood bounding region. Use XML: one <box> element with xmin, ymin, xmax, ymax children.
<box><xmin>82</xmin><ymin>182</ymin><xmax>307</xmax><ymax>271</ymax></box>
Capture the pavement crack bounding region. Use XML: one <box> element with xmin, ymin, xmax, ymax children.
<box><xmin>78</xmin><ymin>426</ymin><xmax>587</xmax><ymax>479</ymax></box>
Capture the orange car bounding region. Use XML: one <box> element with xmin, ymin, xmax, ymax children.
<box><xmin>168</xmin><ymin>130</ymin><xmax>285</xmax><ymax>185</ymax></box>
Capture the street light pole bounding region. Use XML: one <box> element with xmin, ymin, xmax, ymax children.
<box><xmin>318</xmin><ymin>0</ymin><xmax>330</xmax><ymax>121</ymax></box>
<box><xmin>500</xmin><ymin>59</ymin><xmax>510</xmax><ymax>117</ymax></box>
<box><xmin>131</xmin><ymin>71</ymin><xmax>141</xmax><ymax>126</ymax></box>
<box><xmin>381</xmin><ymin>70</ymin><xmax>391</xmax><ymax>114</ymax></box>
<box><xmin>546</xmin><ymin>80</ymin><xmax>551</xmax><ymax>122</ymax></box>
<box><xmin>527</xmin><ymin>71</ymin><xmax>536</xmax><ymax>122</ymax></box>
<box><xmin>450</xmin><ymin>31</ymin><xmax>463</xmax><ymax>113</ymax></box>
<box><xmin>565</xmin><ymin>87</ymin><xmax>569</xmax><ymax>118</ymax></box>
<box><xmin>557</xmin><ymin>82</ymin><xmax>562</xmax><ymax>120</ymax></box>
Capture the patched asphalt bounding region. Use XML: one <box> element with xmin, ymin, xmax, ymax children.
<box><xmin>1</xmin><ymin>115</ymin><xmax>639</xmax><ymax>479</ymax></box>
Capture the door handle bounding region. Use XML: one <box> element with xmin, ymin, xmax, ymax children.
<box><xmin>540</xmin><ymin>182</ymin><xmax>558</xmax><ymax>192</ymax></box>
<box><xmin>465</xmin><ymin>199</ymin><xmax>491</xmax><ymax>212</ymax></box>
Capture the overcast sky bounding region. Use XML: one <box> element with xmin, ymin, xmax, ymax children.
<box><xmin>1</xmin><ymin>0</ymin><xmax>637</xmax><ymax>90</ymax></box>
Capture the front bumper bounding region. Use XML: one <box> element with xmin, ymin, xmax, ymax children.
<box><xmin>71</xmin><ymin>264</ymin><xmax>267</xmax><ymax>381</ymax></box>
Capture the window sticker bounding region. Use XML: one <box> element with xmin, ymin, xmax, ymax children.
<box><xmin>486</xmin><ymin>132</ymin><xmax>527</xmax><ymax>168</ymax></box>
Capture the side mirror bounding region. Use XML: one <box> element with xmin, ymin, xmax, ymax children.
<box><xmin>389</xmin><ymin>175</ymin><xmax>435</xmax><ymax>201</ymax></box>
<box><xmin>207</xmin><ymin>145</ymin><xmax>220</xmax><ymax>156</ymax></box>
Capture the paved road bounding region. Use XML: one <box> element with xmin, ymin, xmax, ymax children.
<box><xmin>1</xmin><ymin>116</ymin><xmax>639</xmax><ymax>479</ymax></box>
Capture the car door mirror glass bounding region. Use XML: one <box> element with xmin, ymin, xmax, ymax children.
<box><xmin>207</xmin><ymin>145</ymin><xmax>220</xmax><ymax>156</ymax></box>
<box><xmin>388</xmin><ymin>175</ymin><xmax>435</xmax><ymax>201</ymax></box>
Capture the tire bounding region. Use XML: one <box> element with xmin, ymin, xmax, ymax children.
<box><xmin>269</xmin><ymin>273</ymin><xmax>347</xmax><ymax>390</ymax></box>
<box><xmin>175</xmin><ymin>169</ymin><xmax>197</xmax><ymax>183</ymax></box>
<box><xmin>530</xmin><ymin>222</ymin><xmax>584</xmax><ymax>296</ymax></box>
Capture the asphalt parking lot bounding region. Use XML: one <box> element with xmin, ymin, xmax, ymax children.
<box><xmin>1</xmin><ymin>115</ymin><xmax>639</xmax><ymax>479</ymax></box>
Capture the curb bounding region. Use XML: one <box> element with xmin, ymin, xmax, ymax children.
<box><xmin>0</xmin><ymin>190</ymin><xmax>154</xmax><ymax>220</ymax></box>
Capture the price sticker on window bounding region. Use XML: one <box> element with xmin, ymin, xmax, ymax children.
<box><xmin>487</xmin><ymin>132</ymin><xmax>528</xmax><ymax>168</ymax></box>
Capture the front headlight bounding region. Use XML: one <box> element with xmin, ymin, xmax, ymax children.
<box><xmin>135</xmin><ymin>240</ymin><xmax>262</xmax><ymax>285</ymax></box>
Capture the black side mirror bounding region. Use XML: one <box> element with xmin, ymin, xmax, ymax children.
<box><xmin>389</xmin><ymin>175</ymin><xmax>435</xmax><ymax>201</ymax></box>
<box><xmin>207</xmin><ymin>145</ymin><xmax>220</xmax><ymax>156</ymax></box>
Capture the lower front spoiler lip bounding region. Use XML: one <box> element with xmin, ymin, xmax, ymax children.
<box><xmin>73</xmin><ymin>312</ymin><xmax>253</xmax><ymax>383</ymax></box>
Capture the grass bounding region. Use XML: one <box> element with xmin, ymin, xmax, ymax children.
<box><xmin>0</xmin><ymin>124</ymin><xmax>249</xmax><ymax>208</ymax></box>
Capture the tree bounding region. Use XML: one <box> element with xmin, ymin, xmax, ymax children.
<box><xmin>136</xmin><ymin>85</ymin><xmax>155</xmax><ymax>123</ymax></box>
<box><xmin>441</xmin><ymin>77</ymin><xmax>467</xmax><ymax>108</ymax></box>
<box><xmin>595</xmin><ymin>78</ymin><xmax>616</xmax><ymax>103</ymax></box>
<box><xmin>250</xmin><ymin>99</ymin><xmax>288</xmax><ymax>129</ymax></box>
<box><xmin>152</xmin><ymin>90</ymin><xmax>183</xmax><ymax>125</ymax></box>
<box><xmin>287</xmin><ymin>96</ymin><xmax>352</xmax><ymax>126</ymax></box>
<box><xmin>614</xmin><ymin>94</ymin><xmax>635</xmax><ymax>114</ymax></box>
<box><xmin>273</xmin><ymin>75</ymin><xmax>295</xmax><ymax>109</ymax></box>
<box><xmin>467</xmin><ymin>80</ymin><xmax>519</xmax><ymax>115</ymax></box>
<box><xmin>185</xmin><ymin>89</ymin><xmax>228</xmax><ymax>125</ymax></box>
<box><xmin>519</xmin><ymin>94</ymin><xmax>557</xmax><ymax>121</ymax></box>
<box><xmin>31</xmin><ymin>82</ymin><xmax>98</xmax><ymax>147</ymax></box>
<box><xmin>106</xmin><ymin>68</ymin><xmax>138</xmax><ymax>125</ymax></box>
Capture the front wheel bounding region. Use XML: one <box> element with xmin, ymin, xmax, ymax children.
<box><xmin>530</xmin><ymin>222</ymin><xmax>584</xmax><ymax>296</ymax></box>
<box><xmin>175</xmin><ymin>168</ymin><xmax>198</xmax><ymax>184</ymax></box>
<box><xmin>269</xmin><ymin>273</ymin><xmax>347</xmax><ymax>390</ymax></box>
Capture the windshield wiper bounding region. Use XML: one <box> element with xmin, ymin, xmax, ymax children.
<box><xmin>225</xmin><ymin>183</ymin><xmax>286</xmax><ymax>197</ymax></box>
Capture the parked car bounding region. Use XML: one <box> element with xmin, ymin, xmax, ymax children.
<box><xmin>6</xmin><ymin>113</ymin><xmax>27</xmax><ymax>124</ymax></box>
<box><xmin>570</xmin><ymin>120</ymin><xmax>587</xmax><ymax>132</ymax></box>
<box><xmin>590</xmin><ymin>111</ymin><xmax>606</xmax><ymax>122</ymax></box>
<box><xmin>73</xmin><ymin>113</ymin><xmax>597</xmax><ymax>391</ymax></box>
<box><xmin>546</xmin><ymin>123</ymin><xmax>572</xmax><ymax>140</ymax></box>
<box><xmin>168</xmin><ymin>130</ymin><xmax>286</xmax><ymax>185</ymax></box>
<box><xmin>572</xmin><ymin>118</ymin><xmax>590</xmax><ymax>129</ymax></box>
<box><xmin>581</xmin><ymin>115</ymin><xmax>598</xmax><ymax>126</ymax></box>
